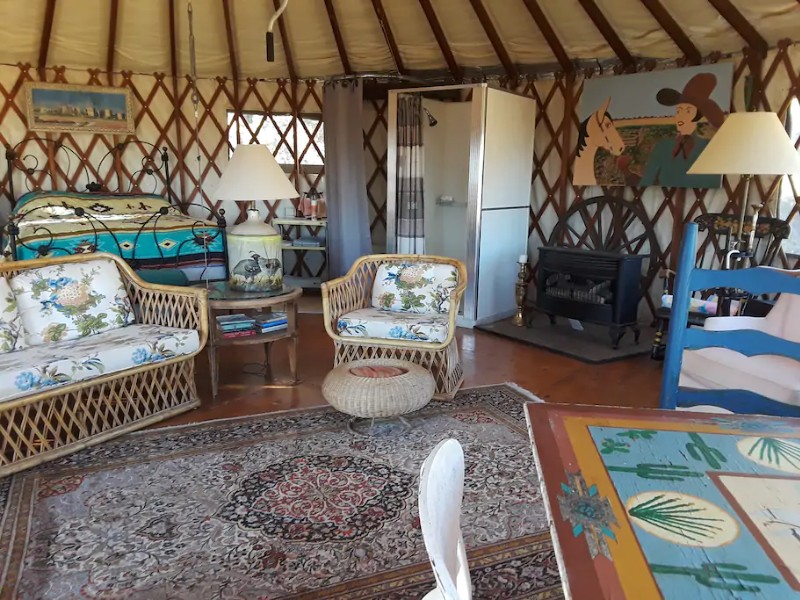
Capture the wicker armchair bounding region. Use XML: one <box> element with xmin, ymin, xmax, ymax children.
<box><xmin>0</xmin><ymin>253</ymin><xmax>208</xmax><ymax>476</ymax></box>
<box><xmin>322</xmin><ymin>254</ymin><xmax>467</xmax><ymax>399</ymax></box>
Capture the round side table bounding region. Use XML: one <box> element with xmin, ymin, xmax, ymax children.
<box><xmin>198</xmin><ymin>281</ymin><xmax>302</xmax><ymax>398</ymax></box>
<box><xmin>322</xmin><ymin>359</ymin><xmax>435</xmax><ymax>434</ymax></box>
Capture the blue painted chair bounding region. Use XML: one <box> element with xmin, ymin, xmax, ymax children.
<box><xmin>660</xmin><ymin>222</ymin><xmax>800</xmax><ymax>416</ymax></box>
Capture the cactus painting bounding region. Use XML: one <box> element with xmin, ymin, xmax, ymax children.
<box><xmin>650</xmin><ymin>562</ymin><xmax>780</xmax><ymax>592</ymax></box>
<box><xmin>685</xmin><ymin>432</ymin><xmax>727</xmax><ymax>469</ymax></box>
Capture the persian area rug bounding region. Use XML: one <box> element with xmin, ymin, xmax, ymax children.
<box><xmin>0</xmin><ymin>384</ymin><xmax>563</xmax><ymax>600</ymax></box>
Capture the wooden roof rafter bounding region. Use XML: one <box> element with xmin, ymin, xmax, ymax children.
<box><xmin>323</xmin><ymin>0</ymin><xmax>352</xmax><ymax>76</ymax></box>
<box><xmin>168</xmin><ymin>0</ymin><xmax>179</xmax><ymax>81</ymax></box>
<box><xmin>706</xmin><ymin>0</ymin><xmax>768</xmax><ymax>58</ymax></box>
<box><xmin>273</xmin><ymin>0</ymin><xmax>297</xmax><ymax>80</ymax></box>
<box><xmin>221</xmin><ymin>0</ymin><xmax>240</xmax><ymax>83</ymax></box>
<box><xmin>576</xmin><ymin>0</ymin><xmax>635</xmax><ymax>71</ymax></box>
<box><xmin>370</xmin><ymin>0</ymin><xmax>406</xmax><ymax>76</ymax></box>
<box><xmin>38</xmin><ymin>0</ymin><xmax>57</xmax><ymax>80</ymax></box>
<box><xmin>520</xmin><ymin>0</ymin><xmax>574</xmax><ymax>75</ymax></box>
<box><xmin>467</xmin><ymin>0</ymin><xmax>519</xmax><ymax>85</ymax></box>
<box><xmin>418</xmin><ymin>0</ymin><xmax>462</xmax><ymax>83</ymax></box>
<box><xmin>640</xmin><ymin>0</ymin><xmax>702</xmax><ymax>65</ymax></box>
<box><xmin>106</xmin><ymin>0</ymin><xmax>120</xmax><ymax>84</ymax></box>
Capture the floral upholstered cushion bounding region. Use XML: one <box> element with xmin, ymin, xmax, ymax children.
<box><xmin>0</xmin><ymin>324</ymin><xmax>199</xmax><ymax>402</ymax></box>
<box><xmin>371</xmin><ymin>263</ymin><xmax>458</xmax><ymax>314</ymax></box>
<box><xmin>10</xmin><ymin>258</ymin><xmax>134</xmax><ymax>346</ymax></box>
<box><xmin>0</xmin><ymin>277</ymin><xmax>26</xmax><ymax>353</ymax></box>
<box><xmin>337</xmin><ymin>308</ymin><xmax>449</xmax><ymax>343</ymax></box>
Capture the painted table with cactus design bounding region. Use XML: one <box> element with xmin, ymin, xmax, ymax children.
<box><xmin>525</xmin><ymin>403</ymin><xmax>800</xmax><ymax>599</ymax></box>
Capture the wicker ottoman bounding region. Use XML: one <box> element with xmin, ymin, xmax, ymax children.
<box><xmin>322</xmin><ymin>359</ymin><xmax>435</xmax><ymax>433</ymax></box>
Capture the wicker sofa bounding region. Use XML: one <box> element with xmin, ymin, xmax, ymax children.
<box><xmin>0</xmin><ymin>253</ymin><xmax>208</xmax><ymax>476</ymax></box>
<box><xmin>322</xmin><ymin>255</ymin><xmax>467</xmax><ymax>399</ymax></box>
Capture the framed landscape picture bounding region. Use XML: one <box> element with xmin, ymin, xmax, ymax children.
<box><xmin>25</xmin><ymin>82</ymin><xmax>134</xmax><ymax>135</ymax></box>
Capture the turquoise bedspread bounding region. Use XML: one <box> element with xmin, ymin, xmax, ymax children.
<box><xmin>10</xmin><ymin>191</ymin><xmax>225</xmax><ymax>270</ymax></box>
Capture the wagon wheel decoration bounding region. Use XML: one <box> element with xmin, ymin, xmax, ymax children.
<box><xmin>547</xmin><ymin>196</ymin><xmax>662</xmax><ymax>304</ymax></box>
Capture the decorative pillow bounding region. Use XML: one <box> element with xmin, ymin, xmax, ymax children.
<box><xmin>371</xmin><ymin>262</ymin><xmax>459</xmax><ymax>314</ymax></box>
<box><xmin>661</xmin><ymin>293</ymin><xmax>740</xmax><ymax>316</ymax></box>
<box><xmin>0</xmin><ymin>277</ymin><xmax>26</xmax><ymax>353</ymax></box>
<box><xmin>11</xmin><ymin>258</ymin><xmax>135</xmax><ymax>346</ymax></box>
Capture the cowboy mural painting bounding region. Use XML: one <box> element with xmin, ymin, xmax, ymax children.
<box><xmin>574</xmin><ymin>64</ymin><xmax>733</xmax><ymax>188</ymax></box>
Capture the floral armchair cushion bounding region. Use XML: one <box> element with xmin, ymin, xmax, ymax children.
<box><xmin>0</xmin><ymin>277</ymin><xmax>26</xmax><ymax>353</ymax></box>
<box><xmin>10</xmin><ymin>258</ymin><xmax>135</xmax><ymax>346</ymax></box>
<box><xmin>0</xmin><ymin>324</ymin><xmax>199</xmax><ymax>403</ymax></box>
<box><xmin>371</xmin><ymin>263</ymin><xmax>458</xmax><ymax>314</ymax></box>
<box><xmin>337</xmin><ymin>308</ymin><xmax>449</xmax><ymax>343</ymax></box>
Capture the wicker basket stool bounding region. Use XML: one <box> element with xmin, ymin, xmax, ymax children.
<box><xmin>322</xmin><ymin>359</ymin><xmax>435</xmax><ymax>434</ymax></box>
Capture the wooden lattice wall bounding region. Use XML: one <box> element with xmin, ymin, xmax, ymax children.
<box><xmin>3</xmin><ymin>41</ymin><xmax>800</xmax><ymax>308</ymax></box>
<box><xmin>0</xmin><ymin>63</ymin><xmax>389</xmax><ymax>257</ymax></box>
<box><xmin>0</xmin><ymin>63</ymin><xmax>393</xmax><ymax>279</ymax></box>
<box><xmin>0</xmin><ymin>65</ymin><xmax>316</xmax><ymax>220</ymax></box>
<box><xmin>363</xmin><ymin>98</ymin><xmax>388</xmax><ymax>250</ymax></box>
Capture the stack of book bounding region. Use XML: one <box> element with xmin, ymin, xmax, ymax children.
<box><xmin>253</xmin><ymin>311</ymin><xmax>288</xmax><ymax>334</ymax></box>
<box><xmin>216</xmin><ymin>314</ymin><xmax>257</xmax><ymax>339</ymax></box>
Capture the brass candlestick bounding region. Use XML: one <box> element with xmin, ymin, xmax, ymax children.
<box><xmin>512</xmin><ymin>259</ymin><xmax>531</xmax><ymax>326</ymax></box>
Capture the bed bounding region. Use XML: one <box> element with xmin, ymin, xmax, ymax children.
<box><xmin>3</xmin><ymin>139</ymin><xmax>228</xmax><ymax>282</ymax></box>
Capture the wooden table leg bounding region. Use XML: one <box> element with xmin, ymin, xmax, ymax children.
<box><xmin>263</xmin><ymin>341</ymin><xmax>273</xmax><ymax>378</ymax></box>
<box><xmin>209</xmin><ymin>341</ymin><xmax>218</xmax><ymax>398</ymax></box>
<box><xmin>289</xmin><ymin>298</ymin><xmax>299</xmax><ymax>383</ymax></box>
<box><xmin>288</xmin><ymin>335</ymin><xmax>298</xmax><ymax>384</ymax></box>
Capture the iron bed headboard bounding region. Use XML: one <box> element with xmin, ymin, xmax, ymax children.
<box><xmin>3</xmin><ymin>138</ymin><xmax>228</xmax><ymax>279</ymax></box>
<box><xmin>5</xmin><ymin>138</ymin><xmax>178</xmax><ymax>208</ymax></box>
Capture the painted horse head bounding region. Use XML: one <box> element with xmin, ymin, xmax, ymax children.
<box><xmin>576</xmin><ymin>97</ymin><xmax>625</xmax><ymax>157</ymax></box>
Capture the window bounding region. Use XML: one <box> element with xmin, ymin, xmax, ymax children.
<box><xmin>226</xmin><ymin>110</ymin><xmax>324</xmax><ymax>169</ymax></box>
<box><xmin>779</xmin><ymin>98</ymin><xmax>800</xmax><ymax>255</ymax></box>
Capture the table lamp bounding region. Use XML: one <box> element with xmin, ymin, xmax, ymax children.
<box><xmin>215</xmin><ymin>144</ymin><xmax>299</xmax><ymax>291</ymax></box>
<box><xmin>687</xmin><ymin>112</ymin><xmax>800</xmax><ymax>252</ymax></box>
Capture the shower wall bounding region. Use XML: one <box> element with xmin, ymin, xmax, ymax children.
<box><xmin>421</xmin><ymin>98</ymin><xmax>472</xmax><ymax>264</ymax></box>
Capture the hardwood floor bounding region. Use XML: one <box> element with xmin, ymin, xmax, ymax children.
<box><xmin>160</xmin><ymin>313</ymin><xmax>662</xmax><ymax>428</ymax></box>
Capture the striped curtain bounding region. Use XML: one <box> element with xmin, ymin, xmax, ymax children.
<box><xmin>396</xmin><ymin>95</ymin><xmax>425</xmax><ymax>254</ymax></box>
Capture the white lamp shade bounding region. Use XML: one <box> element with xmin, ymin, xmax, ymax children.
<box><xmin>215</xmin><ymin>144</ymin><xmax>299</xmax><ymax>201</ymax></box>
<box><xmin>687</xmin><ymin>112</ymin><xmax>800</xmax><ymax>175</ymax></box>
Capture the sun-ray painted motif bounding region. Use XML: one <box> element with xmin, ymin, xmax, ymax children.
<box><xmin>738</xmin><ymin>437</ymin><xmax>800</xmax><ymax>474</ymax></box>
<box><xmin>626</xmin><ymin>491</ymin><xmax>738</xmax><ymax>547</ymax></box>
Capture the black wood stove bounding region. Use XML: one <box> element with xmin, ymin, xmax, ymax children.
<box><xmin>533</xmin><ymin>195</ymin><xmax>660</xmax><ymax>348</ymax></box>
<box><xmin>536</xmin><ymin>246</ymin><xmax>645</xmax><ymax>347</ymax></box>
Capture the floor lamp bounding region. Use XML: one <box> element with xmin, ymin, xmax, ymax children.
<box><xmin>687</xmin><ymin>112</ymin><xmax>800</xmax><ymax>259</ymax></box>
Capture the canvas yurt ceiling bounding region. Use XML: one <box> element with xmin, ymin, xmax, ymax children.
<box><xmin>0</xmin><ymin>0</ymin><xmax>798</xmax><ymax>80</ymax></box>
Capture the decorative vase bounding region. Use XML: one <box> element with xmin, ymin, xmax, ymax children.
<box><xmin>227</xmin><ymin>208</ymin><xmax>283</xmax><ymax>292</ymax></box>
